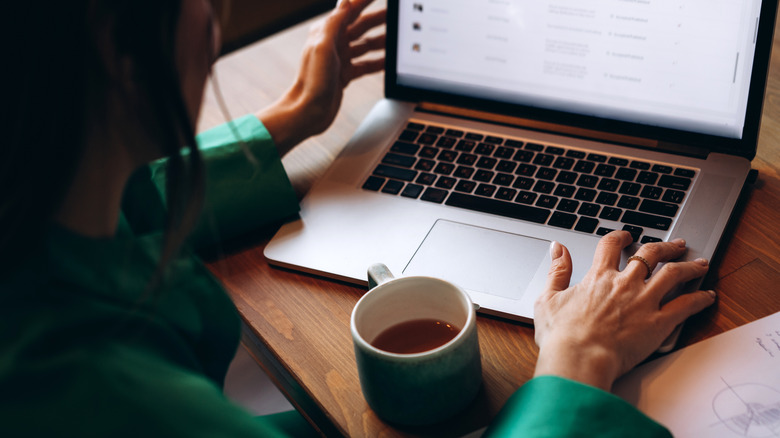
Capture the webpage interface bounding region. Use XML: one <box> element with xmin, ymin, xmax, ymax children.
<box><xmin>397</xmin><ymin>0</ymin><xmax>763</xmax><ymax>139</ymax></box>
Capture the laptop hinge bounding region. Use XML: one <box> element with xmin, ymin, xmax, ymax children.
<box><xmin>418</xmin><ymin>102</ymin><xmax>711</xmax><ymax>159</ymax></box>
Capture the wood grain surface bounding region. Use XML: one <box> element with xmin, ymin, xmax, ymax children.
<box><xmin>200</xmin><ymin>3</ymin><xmax>780</xmax><ymax>436</ymax></box>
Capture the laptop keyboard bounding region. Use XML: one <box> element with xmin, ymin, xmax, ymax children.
<box><xmin>362</xmin><ymin>121</ymin><xmax>697</xmax><ymax>244</ymax></box>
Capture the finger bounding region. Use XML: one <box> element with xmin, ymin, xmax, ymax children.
<box><xmin>348</xmin><ymin>57</ymin><xmax>385</xmax><ymax>81</ymax></box>
<box><xmin>591</xmin><ymin>231</ymin><xmax>633</xmax><ymax>272</ymax></box>
<box><xmin>645</xmin><ymin>258</ymin><xmax>709</xmax><ymax>298</ymax></box>
<box><xmin>624</xmin><ymin>238</ymin><xmax>687</xmax><ymax>280</ymax></box>
<box><xmin>342</xmin><ymin>0</ymin><xmax>375</xmax><ymax>24</ymax></box>
<box><xmin>544</xmin><ymin>241</ymin><xmax>573</xmax><ymax>293</ymax></box>
<box><xmin>350</xmin><ymin>34</ymin><xmax>386</xmax><ymax>59</ymax></box>
<box><xmin>659</xmin><ymin>289</ymin><xmax>716</xmax><ymax>327</ymax></box>
<box><xmin>348</xmin><ymin>8</ymin><xmax>387</xmax><ymax>40</ymax></box>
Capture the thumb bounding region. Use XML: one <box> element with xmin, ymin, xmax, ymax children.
<box><xmin>545</xmin><ymin>241</ymin><xmax>572</xmax><ymax>293</ymax></box>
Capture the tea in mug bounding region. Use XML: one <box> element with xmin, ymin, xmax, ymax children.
<box><xmin>371</xmin><ymin>319</ymin><xmax>461</xmax><ymax>354</ymax></box>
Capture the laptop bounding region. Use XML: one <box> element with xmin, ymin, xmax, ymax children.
<box><xmin>265</xmin><ymin>0</ymin><xmax>777</xmax><ymax>337</ymax></box>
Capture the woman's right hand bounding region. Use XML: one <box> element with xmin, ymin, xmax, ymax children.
<box><xmin>532</xmin><ymin>231</ymin><xmax>716</xmax><ymax>391</ymax></box>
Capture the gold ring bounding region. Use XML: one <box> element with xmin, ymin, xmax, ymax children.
<box><xmin>627</xmin><ymin>255</ymin><xmax>653</xmax><ymax>279</ymax></box>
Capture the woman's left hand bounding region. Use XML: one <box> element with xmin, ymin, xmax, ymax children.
<box><xmin>256</xmin><ymin>0</ymin><xmax>386</xmax><ymax>155</ymax></box>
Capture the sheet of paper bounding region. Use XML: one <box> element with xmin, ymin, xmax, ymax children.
<box><xmin>613</xmin><ymin>311</ymin><xmax>780</xmax><ymax>437</ymax></box>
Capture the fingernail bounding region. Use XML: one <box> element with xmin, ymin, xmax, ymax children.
<box><xmin>671</xmin><ymin>238</ymin><xmax>686</xmax><ymax>247</ymax></box>
<box><xmin>704</xmin><ymin>289</ymin><xmax>717</xmax><ymax>300</ymax></box>
<box><xmin>550</xmin><ymin>241</ymin><xmax>562</xmax><ymax>260</ymax></box>
<box><xmin>694</xmin><ymin>258</ymin><xmax>709</xmax><ymax>266</ymax></box>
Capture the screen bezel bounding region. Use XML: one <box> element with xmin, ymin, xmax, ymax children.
<box><xmin>385</xmin><ymin>1</ymin><xmax>778</xmax><ymax>160</ymax></box>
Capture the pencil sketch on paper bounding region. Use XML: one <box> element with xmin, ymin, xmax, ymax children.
<box><xmin>711</xmin><ymin>378</ymin><xmax>780</xmax><ymax>437</ymax></box>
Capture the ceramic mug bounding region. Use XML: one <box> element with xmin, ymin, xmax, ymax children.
<box><xmin>350</xmin><ymin>263</ymin><xmax>482</xmax><ymax>426</ymax></box>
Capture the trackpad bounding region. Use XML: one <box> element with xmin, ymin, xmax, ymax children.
<box><xmin>403</xmin><ymin>220</ymin><xmax>550</xmax><ymax>300</ymax></box>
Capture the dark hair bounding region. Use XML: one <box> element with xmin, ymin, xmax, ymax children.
<box><xmin>1</xmin><ymin>1</ymin><xmax>204</xmax><ymax>277</ymax></box>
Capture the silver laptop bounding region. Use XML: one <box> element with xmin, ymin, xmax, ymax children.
<box><xmin>266</xmin><ymin>1</ymin><xmax>776</xmax><ymax>328</ymax></box>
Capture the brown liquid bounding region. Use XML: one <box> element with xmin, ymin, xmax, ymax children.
<box><xmin>371</xmin><ymin>319</ymin><xmax>461</xmax><ymax>354</ymax></box>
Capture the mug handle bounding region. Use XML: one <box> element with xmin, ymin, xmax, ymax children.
<box><xmin>367</xmin><ymin>263</ymin><xmax>394</xmax><ymax>290</ymax></box>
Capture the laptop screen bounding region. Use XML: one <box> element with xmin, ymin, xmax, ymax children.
<box><xmin>387</xmin><ymin>0</ymin><xmax>777</xmax><ymax>158</ymax></box>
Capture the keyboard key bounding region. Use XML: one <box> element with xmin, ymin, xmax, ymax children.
<box><xmin>457</xmin><ymin>153</ymin><xmax>478</xmax><ymax>166</ymax></box>
<box><xmin>475</xmin><ymin>143</ymin><xmax>495</xmax><ymax>155</ymax></box>
<box><xmin>599</xmin><ymin>207</ymin><xmax>622</xmax><ymax>221</ymax></box>
<box><xmin>415</xmin><ymin>159</ymin><xmax>435</xmax><ymax>172</ymax></box>
<box><xmin>597</xmin><ymin>178</ymin><xmax>620</xmax><ymax>192</ymax></box>
<box><xmin>516</xmin><ymin>191</ymin><xmax>538</xmax><ymax>204</ymax></box>
<box><xmin>416</xmin><ymin>172</ymin><xmax>436</xmax><ymax>185</ymax></box>
<box><xmin>513</xmin><ymin>150</ymin><xmax>534</xmax><ymax>162</ymax></box>
<box><xmin>574</xmin><ymin>160</ymin><xmax>596</xmax><ymax>173</ymax></box>
<box><xmin>391</xmin><ymin>141</ymin><xmax>420</xmax><ymax>155</ymax></box>
<box><xmin>485</xmin><ymin>135</ymin><xmax>504</xmax><ymax>144</ymax></box>
<box><xmin>382</xmin><ymin>153</ymin><xmax>416</xmax><ymax>168</ymax></box>
<box><xmin>525</xmin><ymin>143</ymin><xmax>544</xmax><ymax>151</ymax></box>
<box><xmin>475</xmin><ymin>184</ymin><xmax>497</xmax><ymax>197</ymax></box>
<box><xmin>512</xmin><ymin>177</ymin><xmax>534</xmax><ymax>190</ymax></box>
<box><xmin>495</xmin><ymin>147</ymin><xmax>515</xmax><ymax>159</ymax></box>
<box><xmin>548</xmin><ymin>212</ymin><xmax>578</xmax><ymax>229</ymax></box>
<box><xmin>465</xmin><ymin>132</ymin><xmax>484</xmax><ymax>141</ymax></box>
<box><xmin>619</xmin><ymin>182</ymin><xmax>641</xmax><ymax>196</ymax></box>
<box><xmin>437</xmin><ymin>150</ymin><xmax>458</xmax><ymax>162</ymax></box>
<box><xmin>516</xmin><ymin>164</ymin><xmax>537</xmax><ymax>176</ymax></box>
<box><xmin>493</xmin><ymin>173</ymin><xmax>515</xmax><ymax>186</ymax></box>
<box><xmin>435</xmin><ymin>177</ymin><xmax>456</xmax><ymax>190</ymax></box>
<box><xmin>455</xmin><ymin>180</ymin><xmax>477</xmax><ymax>193</ymax></box>
<box><xmin>554</xmin><ymin>184</ymin><xmax>576</xmax><ymax>198</ymax></box>
<box><xmin>536</xmin><ymin>167</ymin><xmax>558</xmax><ymax>180</ymax></box>
<box><xmin>496</xmin><ymin>160</ymin><xmax>517</xmax><ymax>173</ymax></box>
<box><xmin>445</xmin><ymin>192</ymin><xmax>550</xmax><ymax>224</ymax></box>
<box><xmin>596</xmin><ymin>227</ymin><xmax>615</xmax><ymax>236</ymax></box>
<box><xmin>640</xmin><ymin>186</ymin><xmax>663</xmax><ymax>200</ymax></box>
<box><xmin>496</xmin><ymin>187</ymin><xmax>517</xmax><ymax>200</ymax></box>
<box><xmin>587</xmin><ymin>153</ymin><xmax>608</xmax><ymax>162</ymax></box>
<box><xmin>674</xmin><ymin>168</ymin><xmax>696</xmax><ymax>178</ymax></box>
<box><xmin>594</xmin><ymin>164</ymin><xmax>616</xmax><ymax>177</ymax></box>
<box><xmin>617</xmin><ymin>195</ymin><xmax>640</xmax><ymax>210</ymax></box>
<box><xmin>456</xmin><ymin>140</ymin><xmax>476</xmax><ymax>152</ymax></box>
<box><xmin>662</xmin><ymin>189</ymin><xmax>686</xmax><ymax>204</ymax></box>
<box><xmin>445</xmin><ymin>129</ymin><xmax>464</xmax><ymax>137</ymax></box>
<box><xmin>433</xmin><ymin>163</ymin><xmax>455</xmax><ymax>175</ymax></box>
<box><xmin>637</xmin><ymin>171</ymin><xmax>659</xmax><ymax>185</ymax></box>
<box><xmin>623</xmin><ymin>211</ymin><xmax>672</xmax><ymax>230</ymax></box>
<box><xmin>426</xmin><ymin>126</ymin><xmax>445</xmax><ymax>134</ymax></box>
<box><xmin>546</xmin><ymin>146</ymin><xmax>565</xmax><ymax>155</ymax></box>
<box><xmin>553</xmin><ymin>157</ymin><xmax>575</xmax><ymax>170</ymax></box>
<box><xmin>557</xmin><ymin>199</ymin><xmax>580</xmax><ymax>213</ymax></box>
<box><xmin>374</xmin><ymin>164</ymin><xmax>417</xmax><ymax>181</ymax></box>
<box><xmin>566</xmin><ymin>150</ymin><xmax>587</xmax><ymax>159</ymax></box>
<box><xmin>578</xmin><ymin>202</ymin><xmax>601</xmax><ymax>217</ymax></box>
<box><xmin>608</xmin><ymin>157</ymin><xmax>629</xmax><ymax>166</ymax></box>
<box><xmin>622</xmin><ymin>225</ymin><xmax>644</xmax><ymax>242</ymax></box>
<box><xmin>418</xmin><ymin>133</ymin><xmax>438</xmax><ymax>145</ymax></box>
<box><xmin>454</xmin><ymin>166</ymin><xmax>475</xmax><ymax>179</ymax></box>
<box><xmin>363</xmin><ymin>176</ymin><xmax>385</xmax><ymax>191</ymax></box>
<box><xmin>652</xmin><ymin>164</ymin><xmax>673</xmax><ymax>174</ymax></box>
<box><xmin>639</xmin><ymin>199</ymin><xmax>679</xmax><ymax>217</ymax></box>
<box><xmin>576</xmin><ymin>174</ymin><xmax>599</xmax><ymax>188</ymax></box>
<box><xmin>505</xmin><ymin>139</ymin><xmax>524</xmax><ymax>148</ymax></box>
<box><xmin>537</xmin><ymin>195</ymin><xmax>559</xmax><ymax>209</ymax></box>
<box><xmin>401</xmin><ymin>184</ymin><xmax>424</xmax><ymax>198</ymax></box>
<box><xmin>659</xmin><ymin>175</ymin><xmax>691</xmax><ymax>190</ymax></box>
<box><xmin>630</xmin><ymin>161</ymin><xmax>651</xmax><ymax>170</ymax></box>
<box><xmin>382</xmin><ymin>179</ymin><xmax>404</xmax><ymax>194</ymax></box>
<box><xmin>533</xmin><ymin>180</ymin><xmax>555</xmax><ymax>194</ymax></box>
<box><xmin>575</xmin><ymin>188</ymin><xmax>597</xmax><ymax>202</ymax></box>
<box><xmin>474</xmin><ymin>170</ymin><xmax>495</xmax><ymax>182</ymax></box>
<box><xmin>419</xmin><ymin>146</ymin><xmax>438</xmax><ymax>158</ymax></box>
<box><xmin>533</xmin><ymin>154</ymin><xmax>555</xmax><ymax>166</ymax></box>
<box><xmin>595</xmin><ymin>192</ymin><xmax>618</xmax><ymax>206</ymax></box>
<box><xmin>615</xmin><ymin>168</ymin><xmax>637</xmax><ymax>181</ymax></box>
<box><xmin>575</xmin><ymin>217</ymin><xmax>600</xmax><ymax>233</ymax></box>
<box><xmin>641</xmin><ymin>236</ymin><xmax>663</xmax><ymax>244</ymax></box>
<box><xmin>421</xmin><ymin>187</ymin><xmax>448</xmax><ymax>203</ymax></box>
<box><xmin>549</xmin><ymin>170</ymin><xmax>571</xmax><ymax>185</ymax></box>
<box><xmin>436</xmin><ymin>136</ymin><xmax>456</xmax><ymax>148</ymax></box>
<box><xmin>407</xmin><ymin>122</ymin><xmax>425</xmax><ymax>131</ymax></box>
<box><xmin>477</xmin><ymin>157</ymin><xmax>498</xmax><ymax>169</ymax></box>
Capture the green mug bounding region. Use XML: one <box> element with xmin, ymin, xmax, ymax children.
<box><xmin>350</xmin><ymin>263</ymin><xmax>482</xmax><ymax>426</ymax></box>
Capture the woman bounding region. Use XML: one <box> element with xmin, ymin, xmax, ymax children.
<box><xmin>0</xmin><ymin>0</ymin><xmax>715</xmax><ymax>436</ymax></box>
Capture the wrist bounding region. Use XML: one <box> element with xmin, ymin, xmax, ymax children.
<box><xmin>534</xmin><ymin>337</ymin><xmax>620</xmax><ymax>392</ymax></box>
<box><xmin>254</xmin><ymin>84</ymin><xmax>311</xmax><ymax>157</ymax></box>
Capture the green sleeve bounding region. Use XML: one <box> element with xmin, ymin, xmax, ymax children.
<box><xmin>131</xmin><ymin>115</ymin><xmax>299</xmax><ymax>248</ymax></box>
<box><xmin>484</xmin><ymin>376</ymin><xmax>671</xmax><ymax>438</ymax></box>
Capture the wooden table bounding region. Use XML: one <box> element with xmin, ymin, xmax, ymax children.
<box><xmin>199</xmin><ymin>4</ymin><xmax>780</xmax><ymax>436</ymax></box>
